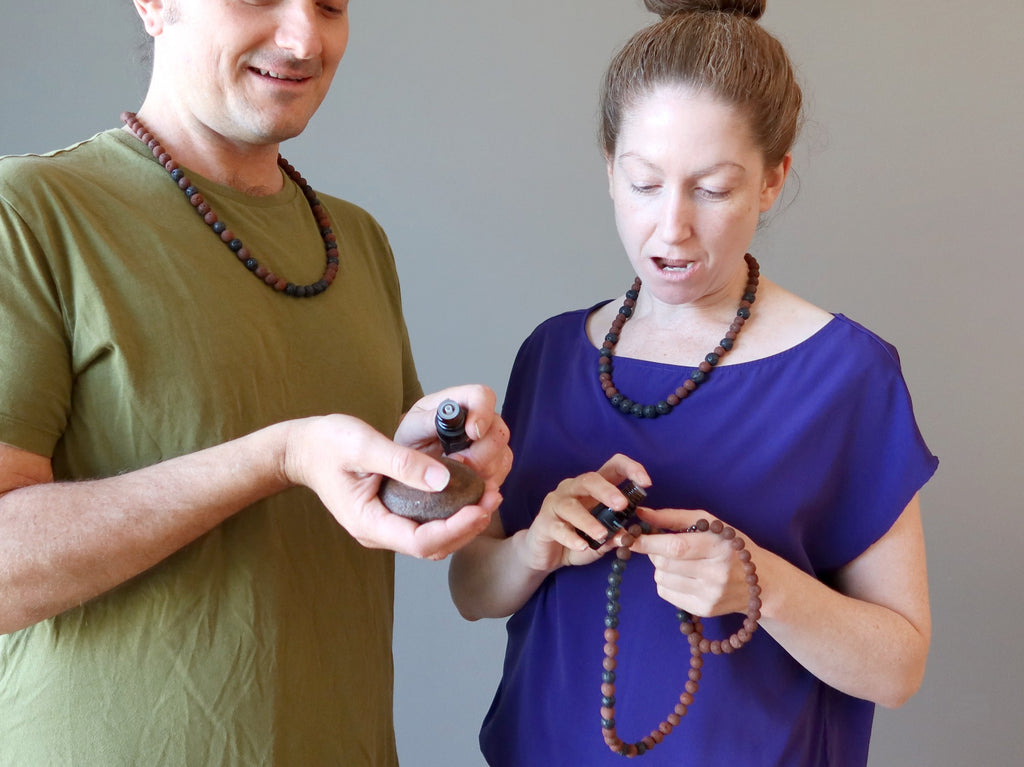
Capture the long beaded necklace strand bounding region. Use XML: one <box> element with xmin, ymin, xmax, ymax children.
<box><xmin>601</xmin><ymin>519</ymin><xmax>762</xmax><ymax>758</ymax></box>
<box><xmin>599</xmin><ymin>253</ymin><xmax>760</xmax><ymax>418</ymax></box>
<box><xmin>594</xmin><ymin>254</ymin><xmax>763</xmax><ymax>756</ymax></box>
<box><xmin>121</xmin><ymin>111</ymin><xmax>339</xmax><ymax>297</ymax></box>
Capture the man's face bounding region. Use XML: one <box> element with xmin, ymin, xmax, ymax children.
<box><xmin>152</xmin><ymin>0</ymin><xmax>350</xmax><ymax>148</ymax></box>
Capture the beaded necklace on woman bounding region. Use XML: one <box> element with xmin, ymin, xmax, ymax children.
<box><xmin>595</xmin><ymin>254</ymin><xmax>764</xmax><ymax>758</ymax></box>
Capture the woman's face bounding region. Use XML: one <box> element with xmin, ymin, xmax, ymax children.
<box><xmin>607</xmin><ymin>86</ymin><xmax>789</xmax><ymax>308</ymax></box>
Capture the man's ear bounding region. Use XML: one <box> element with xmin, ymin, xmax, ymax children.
<box><xmin>133</xmin><ymin>0</ymin><xmax>173</xmax><ymax>37</ymax></box>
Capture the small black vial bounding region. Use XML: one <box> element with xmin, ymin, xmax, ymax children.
<box><xmin>435</xmin><ymin>399</ymin><xmax>472</xmax><ymax>455</ymax></box>
<box><xmin>578</xmin><ymin>480</ymin><xmax>648</xmax><ymax>549</ymax></box>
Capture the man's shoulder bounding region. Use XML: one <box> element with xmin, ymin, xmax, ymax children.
<box><xmin>0</xmin><ymin>130</ymin><xmax>130</xmax><ymax>196</ymax></box>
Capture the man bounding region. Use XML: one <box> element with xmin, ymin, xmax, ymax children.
<box><xmin>0</xmin><ymin>1</ymin><xmax>510</xmax><ymax>764</ymax></box>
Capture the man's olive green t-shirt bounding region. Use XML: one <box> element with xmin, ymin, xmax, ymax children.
<box><xmin>0</xmin><ymin>130</ymin><xmax>423</xmax><ymax>765</ymax></box>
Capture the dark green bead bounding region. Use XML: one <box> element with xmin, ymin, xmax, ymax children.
<box><xmin>598</xmin><ymin>362</ymin><xmax>613</xmax><ymax>375</ymax></box>
<box><xmin>229</xmin><ymin>238</ymin><xmax>243</xmax><ymax>252</ymax></box>
<box><xmin>602</xmin><ymin>718</ymin><xmax>616</xmax><ymax>729</ymax></box>
<box><xmin>690</xmin><ymin>370</ymin><xmax>706</xmax><ymax>384</ymax></box>
<box><xmin>602</xmin><ymin>670</ymin><xmax>616</xmax><ymax>684</ymax></box>
<box><xmin>602</xmin><ymin>695</ymin><xmax>616</xmax><ymax>708</ymax></box>
<box><xmin>637</xmin><ymin>743</ymin><xmax>648</xmax><ymax>755</ymax></box>
<box><xmin>676</xmin><ymin>609</ymin><xmax>693</xmax><ymax>623</ymax></box>
<box><xmin>630</xmin><ymin>402</ymin><xmax>644</xmax><ymax>417</ymax></box>
<box><xmin>737</xmin><ymin>307</ymin><xmax>751</xmax><ymax>319</ymax></box>
<box><xmin>606</xmin><ymin>601</ymin><xmax>620</xmax><ymax>616</ymax></box>
<box><xmin>611</xmin><ymin>559</ymin><xmax>626</xmax><ymax>574</ymax></box>
<box><xmin>720</xmin><ymin>338</ymin><xmax>734</xmax><ymax>351</ymax></box>
<box><xmin>244</xmin><ymin>258</ymin><xmax>258</xmax><ymax>271</ymax></box>
<box><xmin>706</xmin><ymin>353</ymin><xmax>720</xmax><ymax>366</ymax></box>
<box><xmin>618</xmin><ymin>306</ymin><xmax>633</xmax><ymax>318</ymax></box>
<box><xmin>618</xmin><ymin>398</ymin><xmax>634</xmax><ymax>414</ymax></box>
<box><xmin>607</xmin><ymin>572</ymin><xmax>621</xmax><ymax>587</ymax></box>
<box><xmin>212</xmin><ymin>221</ymin><xmax>226</xmax><ymax>234</ymax></box>
<box><xmin>656</xmin><ymin>400</ymin><xmax>672</xmax><ymax>415</ymax></box>
<box><xmin>743</xmin><ymin>292</ymin><xmax>756</xmax><ymax>303</ymax></box>
<box><xmin>605</xmin><ymin>332</ymin><xmax>619</xmax><ymax>344</ymax></box>
<box><xmin>604</xmin><ymin>615</ymin><xmax>619</xmax><ymax>629</ymax></box>
<box><xmin>606</xmin><ymin>586</ymin><xmax>620</xmax><ymax>600</ymax></box>
<box><xmin>641</xmin><ymin>404</ymin><xmax>656</xmax><ymax>418</ymax></box>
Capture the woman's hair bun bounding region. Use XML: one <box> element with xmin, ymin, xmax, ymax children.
<box><xmin>643</xmin><ymin>0</ymin><xmax>766</xmax><ymax>21</ymax></box>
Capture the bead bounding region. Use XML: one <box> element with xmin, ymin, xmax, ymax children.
<box><xmin>599</xmin><ymin>257</ymin><xmax>758</xmax><ymax>419</ymax></box>
<box><xmin>120</xmin><ymin>112</ymin><xmax>339</xmax><ymax>299</ymax></box>
<box><xmin>597</xmin><ymin>488</ymin><xmax>763</xmax><ymax>758</ymax></box>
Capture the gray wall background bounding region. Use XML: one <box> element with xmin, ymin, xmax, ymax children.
<box><xmin>2</xmin><ymin>1</ymin><xmax>1021</xmax><ymax>764</ymax></box>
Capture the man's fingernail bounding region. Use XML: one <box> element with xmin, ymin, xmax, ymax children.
<box><xmin>425</xmin><ymin>465</ymin><xmax>450</xmax><ymax>491</ymax></box>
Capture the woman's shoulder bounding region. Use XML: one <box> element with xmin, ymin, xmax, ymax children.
<box><xmin>725</xmin><ymin>278</ymin><xmax>834</xmax><ymax>365</ymax></box>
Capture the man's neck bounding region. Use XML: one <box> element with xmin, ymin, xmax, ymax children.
<box><xmin>130</xmin><ymin>105</ymin><xmax>286</xmax><ymax>196</ymax></box>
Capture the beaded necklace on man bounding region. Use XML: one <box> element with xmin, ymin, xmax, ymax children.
<box><xmin>121</xmin><ymin>111</ymin><xmax>339</xmax><ymax>298</ymax></box>
<box><xmin>595</xmin><ymin>254</ymin><xmax>763</xmax><ymax>757</ymax></box>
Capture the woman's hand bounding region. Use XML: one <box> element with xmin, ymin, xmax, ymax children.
<box><xmin>517</xmin><ymin>454</ymin><xmax>651</xmax><ymax>573</ymax></box>
<box><xmin>630</xmin><ymin>506</ymin><xmax>762</xmax><ymax>618</ymax></box>
<box><xmin>394</xmin><ymin>385</ymin><xmax>513</xmax><ymax>492</ymax></box>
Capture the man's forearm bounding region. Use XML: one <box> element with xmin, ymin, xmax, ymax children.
<box><xmin>0</xmin><ymin>422</ymin><xmax>293</xmax><ymax>634</ymax></box>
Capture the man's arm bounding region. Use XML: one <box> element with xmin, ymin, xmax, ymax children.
<box><xmin>0</xmin><ymin>391</ymin><xmax>509</xmax><ymax>635</ymax></box>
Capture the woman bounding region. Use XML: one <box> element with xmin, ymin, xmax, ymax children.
<box><xmin>449</xmin><ymin>1</ymin><xmax>938</xmax><ymax>765</ymax></box>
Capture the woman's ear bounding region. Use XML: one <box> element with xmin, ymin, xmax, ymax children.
<box><xmin>760</xmin><ymin>153</ymin><xmax>792</xmax><ymax>212</ymax></box>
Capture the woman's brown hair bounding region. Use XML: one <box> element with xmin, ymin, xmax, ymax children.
<box><xmin>600</xmin><ymin>0</ymin><xmax>802</xmax><ymax>167</ymax></box>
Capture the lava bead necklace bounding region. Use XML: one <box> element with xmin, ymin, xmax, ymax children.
<box><xmin>121</xmin><ymin>111</ymin><xmax>339</xmax><ymax>297</ymax></box>
<box><xmin>598</xmin><ymin>253</ymin><xmax>760</xmax><ymax>418</ymax></box>
<box><xmin>601</xmin><ymin>519</ymin><xmax>762</xmax><ymax>757</ymax></box>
